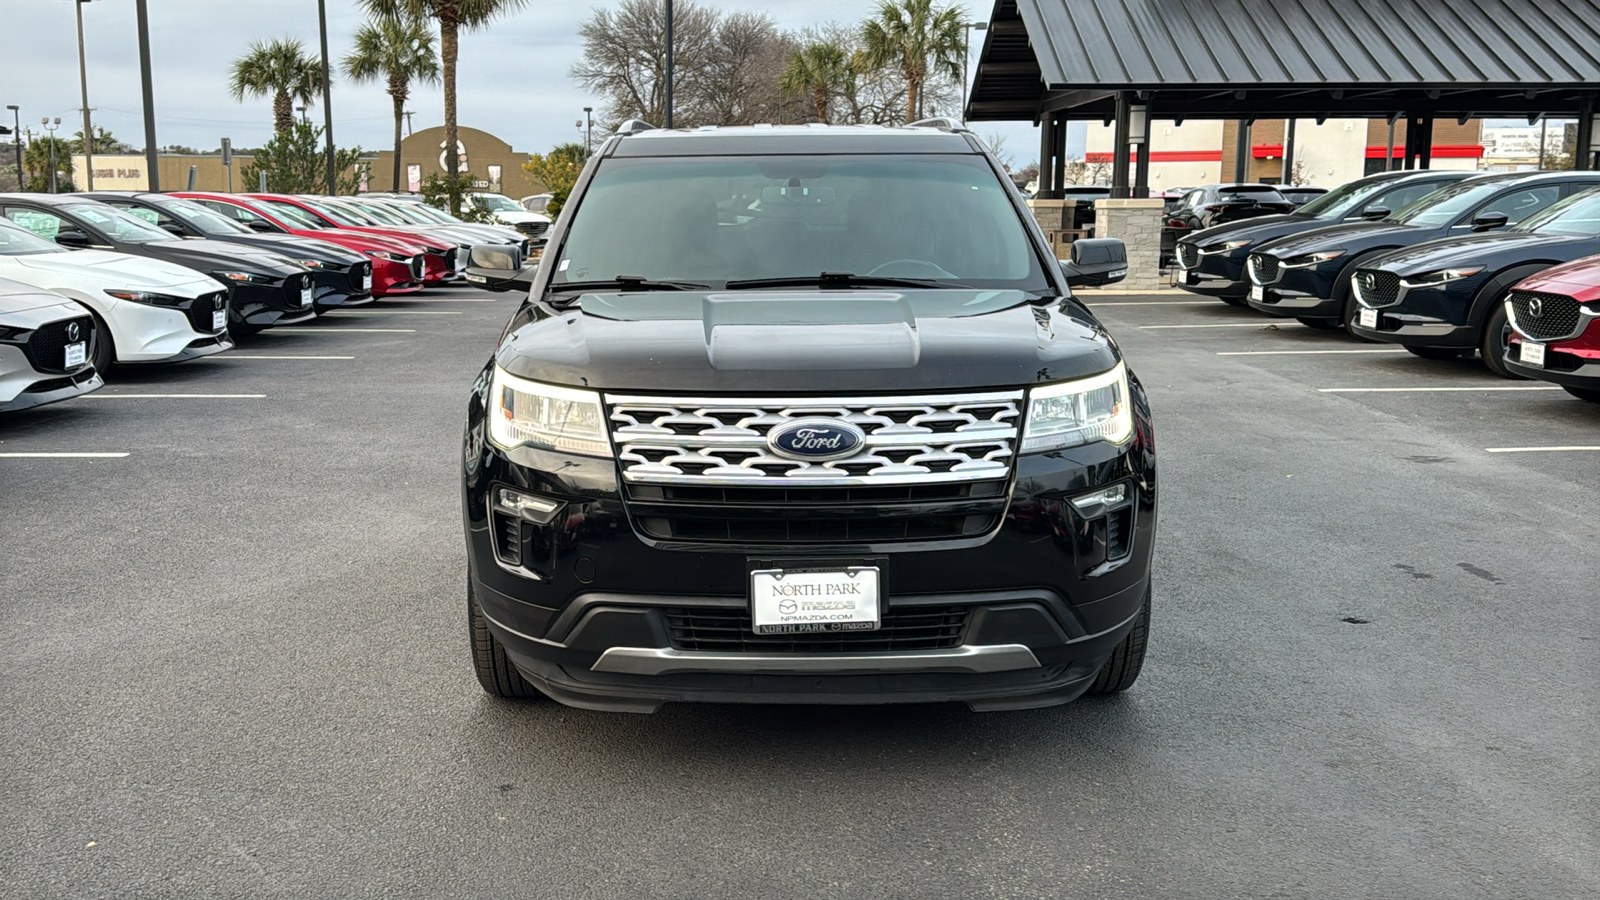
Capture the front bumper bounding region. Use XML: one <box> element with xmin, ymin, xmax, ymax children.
<box><xmin>461</xmin><ymin>376</ymin><xmax>1158</xmax><ymax>712</ymax></box>
<box><xmin>310</xmin><ymin>263</ymin><xmax>375</xmax><ymax>311</ymax></box>
<box><xmin>227</xmin><ymin>277</ymin><xmax>317</xmax><ymax>328</ymax></box>
<box><xmin>1505</xmin><ymin>325</ymin><xmax>1600</xmax><ymax>386</ymax></box>
<box><xmin>0</xmin><ymin>345</ymin><xmax>104</xmax><ymax>411</ymax></box>
<box><xmin>1175</xmin><ymin>247</ymin><xmax>1248</xmax><ymax>297</ymax></box>
<box><xmin>1347</xmin><ymin>283</ymin><xmax>1479</xmax><ymax>348</ymax></box>
<box><xmin>1244</xmin><ymin>258</ymin><xmax>1341</xmax><ymax>318</ymax></box>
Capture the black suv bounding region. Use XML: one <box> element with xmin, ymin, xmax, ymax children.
<box><xmin>461</xmin><ymin>122</ymin><xmax>1156</xmax><ymax>712</ymax></box>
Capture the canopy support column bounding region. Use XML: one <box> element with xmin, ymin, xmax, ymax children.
<box><xmin>1111</xmin><ymin>92</ymin><xmax>1132</xmax><ymax>198</ymax></box>
<box><xmin>1037</xmin><ymin>115</ymin><xmax>1055</xmax><ymax>199</ymax></box>
<box><xmin>1575</xmin><ymin>97</ymin><xmax>1597</xmax><ymax>171</ymax></box>
<box><xmin>1232</xmin><ymin>119</ymin><xmax>1250</xmax><ymax>181</ymax></box>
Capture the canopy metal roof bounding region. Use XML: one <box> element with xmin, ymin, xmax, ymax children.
<box><xmin>968</xmin><ymin>0</ymin><xmax>1600</xmax><ymax>121</ymax></box>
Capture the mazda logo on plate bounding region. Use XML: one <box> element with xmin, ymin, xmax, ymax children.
<box><xmin>767</xmin><ymin>419</ymin><xmax>866</xmax><ymax>462</ymax></box>
<box><xmin>65</xmin><ymin>322</ymin><xmax>81</xmax><ymax>342</ymax></box>
<box><xmin>1527</xmin><ymin>298</ymin><xmax>1543</xmax><ymax>318</ymax></box>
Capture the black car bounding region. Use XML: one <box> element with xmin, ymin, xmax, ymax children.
<box><xmin>0</xmin><ymin>195</ymin><xmax>314</xmax><ymax>334</ymax></box>
<box><xmin>1244</xmin><ymin>171</ymin><xmax>1600</xmax><ymax>330</ymax></box>
<box><xmin>460</xmin><ymin>122</ymin><xmax>1155</xmax><ymax>712</ymax></box>
<box><xmin>1176</xmin><ymin>170</ymin><xmax>1472</xmax><ymax>305</ymax></box>
<box><xmin>1346</xmin><ymin>187</ymin><xmax>1600</xmax><ymax>376</ymax></box>
<box><xmin>83</xmin><ymin>192</ymin><xmax>373</xmax><ymax>313</ymax></box>
<box><xmin>1167</xmin><ymin>184</ymin><xmax>1296</xmax><ymax>232</ymax></box>
<box><xmin>1279</xmin><ymin>185</ymin><xmax>1330</xmax><ymax>207</ymax></box>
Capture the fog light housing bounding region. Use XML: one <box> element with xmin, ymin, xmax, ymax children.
<box><xmin>1070</xmin><ymin>483</ymin><xmax>1127</xmax><ymax>514</ymax></box>
<box><xmin>494</xmin><ymin>487</ymin><xmax>562</xmax><ymax>525</ymax></box>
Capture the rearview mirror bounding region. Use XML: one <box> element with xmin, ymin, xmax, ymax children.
<box><xmin>1059</xmin><ymin>238</ymin><xmax>1128</xmax><ymax>288</ymax></box>
<box><xmin>1358</xmin><ymin>206</ymin><xmax>1390</xmax><ymax>221</ymax></box>
<box><xmin>54</xmin><ymin>230</ymin><xmax>91</xmax><ymax>249</ymax></box>
<box><xmin>464</xmin><ymin>243</ymin><xmax>536</xmax><ymax>292</ymax></box>
<box><xmin>1471</xmin><ymin>212</ymin><xmax>1509</xmax><ymax>231</ymax></box>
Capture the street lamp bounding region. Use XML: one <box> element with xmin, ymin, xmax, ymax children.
<box><xmin>6</xmin><ymin>105</ymin><xmax>19</xmax><ymax>191</ymax></box>
<box><xmin>297</xmin><ymin>105</ymin><xmax>310</xmax><ymax>125</ymax></box>
<box><xmin>74</xmin><ymin>0</ymin><xmax>96</xmax><ymax>190</ymax></box>
<box><xmin>583</xmin><ymin>106</ymin><xmax>593</xmax><ymax>157</ymax></box>
<box><xmin>43</xmin><ymin>117</ymin><xmax>61</xmax><ymax>193</ymax></box>
<box><xmin>961</xmin><ymin>22</ymin><xmax>988</xmax><ymax>119</ymax></box>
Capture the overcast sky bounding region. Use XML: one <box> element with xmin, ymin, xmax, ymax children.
<box><xmin>3</xmin><ymin>0</ymin><xmax>1042</xmax><ymax>162</ymax></box>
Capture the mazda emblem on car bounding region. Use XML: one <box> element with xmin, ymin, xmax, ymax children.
<box><xmin>1527</xmin><ymin>298</ymin><xmax>1543</xmax><ymax>318</ymax></box>
<box><xmin>66</xmin><ymin>322</ymin><xmax>81</xmax><ymax>342</ymax></box>
<box><xmin>1362</xmin><ymin>273</ymin><xmax>1376</xmax><ymax>290</ymax></box>
<box><xmin>767</xmin><ymin>419</ymin><xmax>866</xmax><ymax>461</ymax></box>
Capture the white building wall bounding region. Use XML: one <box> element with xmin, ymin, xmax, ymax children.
<box><xmin>1286</xmin><ymin>119</ymin><xmax>1368</xmax><ymax>186</ymax></box>
<box><xmin>1083</xmin><ymin>119</ymin><xmax>1223</xmax><ymax>190</ymax></box>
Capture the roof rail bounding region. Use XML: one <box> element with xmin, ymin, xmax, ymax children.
<box><xmin>907</xmin><ymin>116</ymin><xmax>968</xmax><ymax>132</ymax></box>
<box><xmin>615</xmin><ymin>119</ymin><xmax>658</xmax><ymax>135</ymax></box>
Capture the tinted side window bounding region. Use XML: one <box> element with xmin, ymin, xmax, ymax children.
<box><xmin>1370</xmin><ymin>182</ymin><xmax>1438</xmax><ymax>213</ymax></box>
<box><xmin>4</xmin><ymin>208</ymin><xmax>66</xmax><ymax>239</ymax></box>
<box><xmin>1474</xmin><ymin>186</ymin><xmax>1561</xmax><ymax>225</ymax></box>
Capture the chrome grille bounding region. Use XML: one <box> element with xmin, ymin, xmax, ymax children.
<box><xmin>606</xmin><ymin>391</ymin><xmax>1023</xmax><ymax>487</ymax></box>
<box><xmin>1509</xmin><ymin>291</ymin><xmax>1583</xmax><ymax>341</ymax></box>
<box><xmin>1248</xmin><ymin>253</ymin><xmax>1281</xmax><ymax>285</ymax></box>
<box><xmin>1354</xmin><ymin>269</ymin><xmax>1401</xmax><ymax>308</ymax></box>
<box><xmin>1177</xmin><ymin>242</ymin><xmax>1200</xmax><ymax>269</ymax></box>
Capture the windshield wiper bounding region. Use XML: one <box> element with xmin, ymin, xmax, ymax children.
<box><xmin>722</xmin><ymin>272</ymin><xmax>968</xmax><ymax>290</ymax></box>
<box><xmin>548</xmin><ymin>275</ymin><xmax>712</xmax><ymax>295</ymax></box>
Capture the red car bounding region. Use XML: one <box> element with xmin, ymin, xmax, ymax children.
<box><xmin>176</xmin><ymin>192</ymin><xmax>426</xmax><ymax>297</ymax></box>
<box><xmin>247</xmin><ymin>194</ymin><xmax>462</xmax><ymax>286</ymax></box>
<box><xmin>1504</xmin><ymin>255</ymin><xmax>1600</xmax><ymax>402</ymax></box>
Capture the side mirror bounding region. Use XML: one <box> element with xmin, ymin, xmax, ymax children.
<box><xmin>160</xmin><ymin>223</ymin><xmax>187</xmax><ymax>237</ymax></box>
<box><xmin>1059</xmin><ymin>238</ymin><xmax>1128</xmax><ymax>289</ymax></box>
<box><xmin>1358</xmin><ymin>206</ymin><xmax>1390</xmax><ymax>221</ymax></box>
<box><xmin>54</xmin><ymin>230</ymin><xmax>91</xmax><ymax>248</ymax></box>
<box><xmin>463</xmin><ymin>243</ymin><xmax>535</xmax><ymax>292</ymax></box>
<box><xmin>247</xmin><ymin>220</ymin><xmax>279</xmax><ymax>233</ymax></box>
<box><xmin>1471</xmin><ymin>211</ymin><xmax>1509</xmax><ymax>231</ymax></box>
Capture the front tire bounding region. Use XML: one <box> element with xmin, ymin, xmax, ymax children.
<box><xmin>1084</xmin><ymin>592</ymin><xmax>1150</xmax><ymax>695</ymax></box>
<box><xmin>468</xmin><ymin>581</ymin><xmax>542</xmax><ymax>700</ymax></box>
<box><xmin>1404</xmin><ymin>345</ymin><xmax>1467</xmax><ymax>360</ymax></box>
<box><xmin>1478</xmin><ymin>302</ymin><xmax>1524</xmax><ymax>379</ymax></box>
<box><xmin>1563</xmin><ymin>385</ymin><xmax>1600</xmax><ymax>403</ymax></box>
<box><xmin>88</xmin><ymin>310</ymin><xmax>115</xmax><ymax>376</ymax></box>
<box><xmin>1296</xmin><ymin>316</ymin><xmax>1341</xmax><ymax>330</ymax></box>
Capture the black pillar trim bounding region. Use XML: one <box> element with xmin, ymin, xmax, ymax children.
<box><xmin>1418</xmin><ymin>114</ymin><xmax>1435</xmax><ymax>169</ymax></box>
<box><xmin>1111</xmin><ymin>92</ymin><xmax>1132</xmax><ymax>198</ymax></box>
<box><xmin>1576</xmin><ymin>97</ymin><xmax>1596</xmax><ymax>171</ymax></box>
<box><xmin>1038</xmin><ymin>116</ymin><xmax>1055</xmax><ymax>199</ymax></box>
<box><xmin>1232</xmin><ymin>118</ymin><xmax>1250</xmax><ymax>182</ymax></box>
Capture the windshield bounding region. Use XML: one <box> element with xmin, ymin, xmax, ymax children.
<box><xmin>1391</xmin><ymin>179</ymin><xmax>1512</xmax><ymax>227</ymax></box>
<box><xmin>258</xmin><ymin>199</ymin><xmax>329</xmax><ymax>229</ymax></box>
<box><xmin>1294</xmin><ymin>178</ymin><xmax>1390</xmax><ymax>218</ymax></box>
<box><xmin>345</xmin><ymin>201</ymin><xmax>409</xmax><ymax>225</ymax></box>
<box><xmin>0</xmin><ymin>219</ymin><xmax>65</xmax><ymax>255</ymax></box>
<box><xmin>408</xmin><ymin>204</ymin><xmax>462</xmax><ymax>224</ymax></box>
<box><xmin>370</xmin><ymin>202</ymin><xmax>429</xmax><ymax>224</ymax></box>
<box><xmin>1515</xmin><ymin>187</ymin><xmax>1600</xmax><ymax>236</ymax></box>
<box><xmin>473</xmin><ymin>194</ymin><xmax>521</xmax><ymax>212</ymax></box>
<box><xmin>552</xmin><ymin>154</ymin><xmax>1049</xmax><ymax>291</ymax></box>
<box><xmin>154</xmin><ymin>199</ymin><xmax>251</xmax><ymax>235</ymax></box>
<box><xmin>66</xmin><ymin>204</ymin><xmax>177</xmax><ymax>243</ymax></box>
<box><xmin>298</xmin><ymin>198</ymin><xmax>361</xmax><ymax>226</ymax></box>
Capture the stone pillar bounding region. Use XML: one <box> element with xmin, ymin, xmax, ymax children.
<box><xmin>1093</xmin><ymin>198</ymin><xmax>1165</xmax><ymax>292</ymax></box>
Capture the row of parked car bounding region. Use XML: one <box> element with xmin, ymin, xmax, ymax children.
<box><xmin>1175</xmin><ymin>168</ymin><xmax>1600</xmax><ymax>401</ymax></box>
<box><xmin>0</xmin><ymin>191</ymin><xmax>542</xmax><ymax>413</ymax></box>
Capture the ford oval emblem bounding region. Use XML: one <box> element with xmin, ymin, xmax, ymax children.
<box><xmin>767</xmin><ymin>419</ymin><xmax>866</xmax><ymax>462</ymax></box>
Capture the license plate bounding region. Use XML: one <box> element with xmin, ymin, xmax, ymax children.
<box><xmin>212</xmin><ymin>309</ymin><xmax>227</xmax><ymax>331</ymax></box>
<box><xmin>301</xmin><ymin>286</ymin><xmax>314</xmax><ymax>307</ymax></box>
<box><xmin>465</xmin><ymin>274</ymin><xmax>486</xmax><ymax>284</ymax></box>
<box><xmin>1358</xmin><ymin>308</ymin><xmax>1378</xmax><ymax>329</ymax></box>
<box><xmin>363</xmin><ymin>270</ymin><xmax>373</xmax><ymax>291</ymax></box>
<box><xmin>1520</xmin><ymin>341</ymin><xmax>1545</xmax><ymax>367</ymax></box>
<box><xmin>529</xmin><ymin>247</ymin><xmax>544</xmax><ymax>261</ymax></box>
<box><xmin>1184</xmin><ymin>271</ymin><xmax>1198</xmax><ymax>285</ymax></box>
<box><xmin>750</xmin><ymin>567</ymin><xmax>880</xmax><ymax>634</ymax></box>
<box><xmin>64</xmin><ymin>341</ymin><xmax>86</xmax><ymax>367</ymax></box>
<box><xmin>1249</xmin><ymin>285</ymin><xmax>1264</xmax><ymax>303</ymax></box>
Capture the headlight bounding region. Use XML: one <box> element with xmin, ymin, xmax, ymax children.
<box><xmin>213</xmin><ymin>271</ymin><xmax>274</xmax><ymax>284</ymax></box>
<box><xmin>1200</xmin><ymin>239</ymin><xmax>1252</xmax><ymax>254</ymax></box>
<box><xmin>298</xmin><ymin>259</ymin><xmax>328</xmax><ymax>269</ymax></box>
<box><xmin>1283</xmin><ymin>250</ymin><xmax>1346</xmax><ymax>268</ymax></box>
<box><xmin>1401</xmin><ymin>267</ymin><xmax>1484</xmax><ymax>288</ymax></box>
<box><xmin>1021</xmin><ymin>362</ymin><xmax>1133</xmax><ymax>453</ymax></box>
<box><xmin>486</xmin><ymin>367</ymin><xmax>611</xmax><ymax>457</ymax></box>
<box><xmin>104</xmin><ymin>289</ymin><xmax>189</xmax><ymax>308</ymax></box>
<box><xmin>365</xmin><ymin>250</ymin><xmax>402</xmax><ymax>260</ymax></box>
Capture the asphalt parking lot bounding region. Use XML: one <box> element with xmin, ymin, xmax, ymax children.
<box><xmin>3</xmin><ymin>287</ymin><xmax>1597</xmax><ymax>899</ymax></box>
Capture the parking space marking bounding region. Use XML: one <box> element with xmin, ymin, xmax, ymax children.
<box><xmin>387</xmin><ymin>297</ymin><xmax>497</xmax><ymax>302</ymax></box>
<box><xmin>1318</xmin><ymin>386</ymin><xmax>1562</xmax><ymax>393</ymax></box>
<box><xmin>330</xmin><ymin>310</ymin><xmax>464</xmax><ymax>316</ymax></box>
<box><xmin>1140</xmin><ymin>322</ymin><xmax>1281</xmax><ymax>329</ymax></box>
<box><xmin>203</xmin><ymin>355</ymin><xmax>355</xmax><ymax>360</ymax></box>
<box><xmin>85</xmin><ymin>393</ymin><xmax>267</xmax><ymax>399</ymax></box>
<box><xmin>1090</xmin><ymin>300</ymin><xmax>1218</xmax><ymax>306</ymax></box>
<box><xmin>1486</xmin><ymin>445</ymin><xmax>1600</xmax><ymax>454</ymax></box>
<box><xmin>269</xmin><ymin>328</ymin><xmax>416</xmax><ymax>333</ymax></box>
<box><xmin>1218</xmin><ymin>349</ymin><xmax>1408</xmax><ymax>356</ymax></box>
<box><xmin>0</xmin><ymin>452</ymin><xmax>129</xmax><ymax>458</ymax></box>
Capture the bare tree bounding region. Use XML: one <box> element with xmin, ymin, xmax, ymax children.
<box><xmin>978</xmin><ymin>130</ymin><xmax>1014</xmax><ymax>170</ymax></box>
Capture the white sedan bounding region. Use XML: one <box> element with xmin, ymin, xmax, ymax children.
<box><xmin>0</xmin><ymin>218</ymin><xmax>231</xmax><ymax>372</ymax></box>
<box><xmin>0</xmin><ymin>276</ymin><xmax>104</xmax><ymax>412</ymax></box>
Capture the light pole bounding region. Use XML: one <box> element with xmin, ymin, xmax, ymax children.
<box><xmin>297</xmin><ymin>105</ymin><xmax>310</xmax><ymax>125</ymax></box>
<box><xmin>75</xmin><ymin>0</ymin><xmax>96</xmax><ymax>190</ymax></box>
<box><xmin>43</xmin><ymin>118</ymin><xmax>61</xmax><ymax>193</ymax></box>
<box><xmin>317</xmin><ymin>0</ymin><xmax>336</xmax><ymax>195</ymax></box>
<box><xmin>403</xmin><ymin>110</ymin><xmax>414</xmax><ymax>136</ymax></box>
<box><xmin>6</xmin><ymin>106</ymin><xmax>19</xmax><ymax>190</ymax></box>
<box><xmin>583</xmin><ymin>106</ymin><xmax>593</xmax><ymax>156</ymax></box>
<box><xmin>664</xmin><ymin>0</ymin><xmax>675</xmax><ymax>127</ymax></box>
<box><xmin>961</xmin><ymin>22</ymin><xmax>988</xmax><ymax>119</ymax></box>
<box><xmin>136</xmin><ymin>0</ymin><xmax>158</xmax><ymax>191</ymax></box>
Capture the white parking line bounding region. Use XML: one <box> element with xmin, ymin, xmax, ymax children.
<box><xmin>1218</xmin><ymin>349</ymin><xmax>1408</xmax><ymax>356</ymax></box>
<box><xmin>1318</xmin><ymin>386</ymin><xmax>1562</xmax><ymax>393</ymax></box>
<box><xmin>330</xmin><ymin>310</ymin><xmax>463</xmax><ymax>316</ymax></box>
<box><xmin>85</xmin><ymin>393</ymin><xmax>266</xmax><ymax>399</ymax></box>
<box><xmin>0</xmin><ymin>452</ymin><xmax>129</xmax><ymax>458</ymax></box>
<box><xmin>1140</xmin><ymin>323</ymin><xmax>1280</xmax><ymax>329</ymax></box>
<box><xmin>268</xmin><ymin>328</ymin><xmax>416</xmax><ymax>333</ymax></box>
<box><xmin>1092</xmin><ymin>300</ymin><xmax>1218</xmax><ymax>306</ymax></box>
<box><xmin>1486</xmin><ymin>445</ymin><xmax>1600</xmax><ymax>454</ymax></box>
<box><xmin>203</xmin><ymin>355</ymin><xmax>354</xmax><ymax>360</ymax></box>
<box><xmin>388</xmin><ymin>297</ymin><xmax>497</xmax><ymax>302</ymax></box>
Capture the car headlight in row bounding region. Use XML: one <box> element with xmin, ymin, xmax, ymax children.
<box><xmin>104</xmin><ymin>289</ymin><xmax>190</xmax><ymax>308</ymax></box>
<box><xmin>213</xmin><ymin>271</ymin><xmax>275</xmax><ymax>284</ymax></box>
<box><xmin>1401</xmin><ymin>267</ymin><xmax>1483</xmax><ymax>288</ymax></box>
<box><xmin>298</xmin><ymin>259</ymin><xmax>329</xmax><ymax>269</ymax></box>
<box><xmin>364</xmin><ymin>250</ymin><xmax>404</xmax><ymax>260</ymax></box>
<box><xmin>1021</xmin><ymin>362</ymin><xmax>1134</xmax><ymax>453</ymax></box>
<box><xmin>1283</xmin><ymin>250</ymin><xmax>1345</xmax><ymax>268</ymax></box>
<box><xmin>487</xmin><ymin>367</ymin><xmax>611</xmax><ymax>457</ymax></box>
<box><xmin>1199</xmin><ymin>239</ymin><xmax>1252</xmax><ymax>255</ymax></box>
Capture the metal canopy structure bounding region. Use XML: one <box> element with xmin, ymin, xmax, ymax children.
<box><xmin>969</xmin><ymin>0</ymin><xmax>1600</xmax><ymax>196</ymax></box>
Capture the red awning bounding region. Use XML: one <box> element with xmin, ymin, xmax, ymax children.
<box><xmin>1251</xmin><ymin>143</ymin><xmax>1484</xmax><ymax>159</ymax></box>
<box><xmin>1083</xmin><ymin>149</ymin><xmax>1224</xmax><ymax>163</ymax></box>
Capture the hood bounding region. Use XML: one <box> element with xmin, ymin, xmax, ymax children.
<box><xmin>0</xmin><ymin>278</ymin><xmax>79</xmax><ymax>317</ymax></box>
<box><xmin>139</xmin><ymin>238</ymin><xmax>307</xmax><ymax>276</ymax></box>
<box><xmin>497</xmin><ymin>289</ymin><xmax>1120</xmax><ymax>394</ymax></box>
<box><xmin>7</xmin><ymin>249</ymin><xmax>220</xmax><ymax>294</ymax></box>
<box><xmin>218</xmin><ymin>233</ymin><xmax>366</xmax><ymax>265</ymax></box>
<box><xmin>1259</xmin><ymin>219</ymin><xmax>1427</xmax><ymax>259</ymax></box>
<box><xmin>344</xmin><ymin>226</ymin><xmax>450</xmax><ymax>251</ymax></box>
<box><xmin>1512</xmin><ymin>254</ymin><xmax>1600</xmax><ymax>297</ymax></box>
<box><xmin>303</xmin><ymin>229</ymin><xmax>426</xmax><ymax>256</ymax></box>
<box><xmin>1368</xmin><ymin>231</ymin><xmax>1587</xmax><ymax>275</ymax></box>
<box><xmin>1185</xmin><ymin>213</ymin><xmax>1321</xmax><ymax>249</ymax></box>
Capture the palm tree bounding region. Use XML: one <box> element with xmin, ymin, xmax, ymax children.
<box><xmin>343</xmin><ymin>14</ymin><xmax>440</xmax><ymax>192</ymax></box>
<box><xmin>780</xmin><ymin>42</ymin><xmax>852</xmax><ymax>123</ymax></box>
<box><xmin>360</xmin><ymin>0</ymin><xmax>530</xmax><ymax>212</ymax></box>
<box><xmin>229</xmin><ymin>38</ymin><xmax>325</xmax><ymax>134</ymax></box>
<box><xmin>859</xmin><ymin>0</ymin><xmax>965</xmax><ymax>124</ymax></box>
